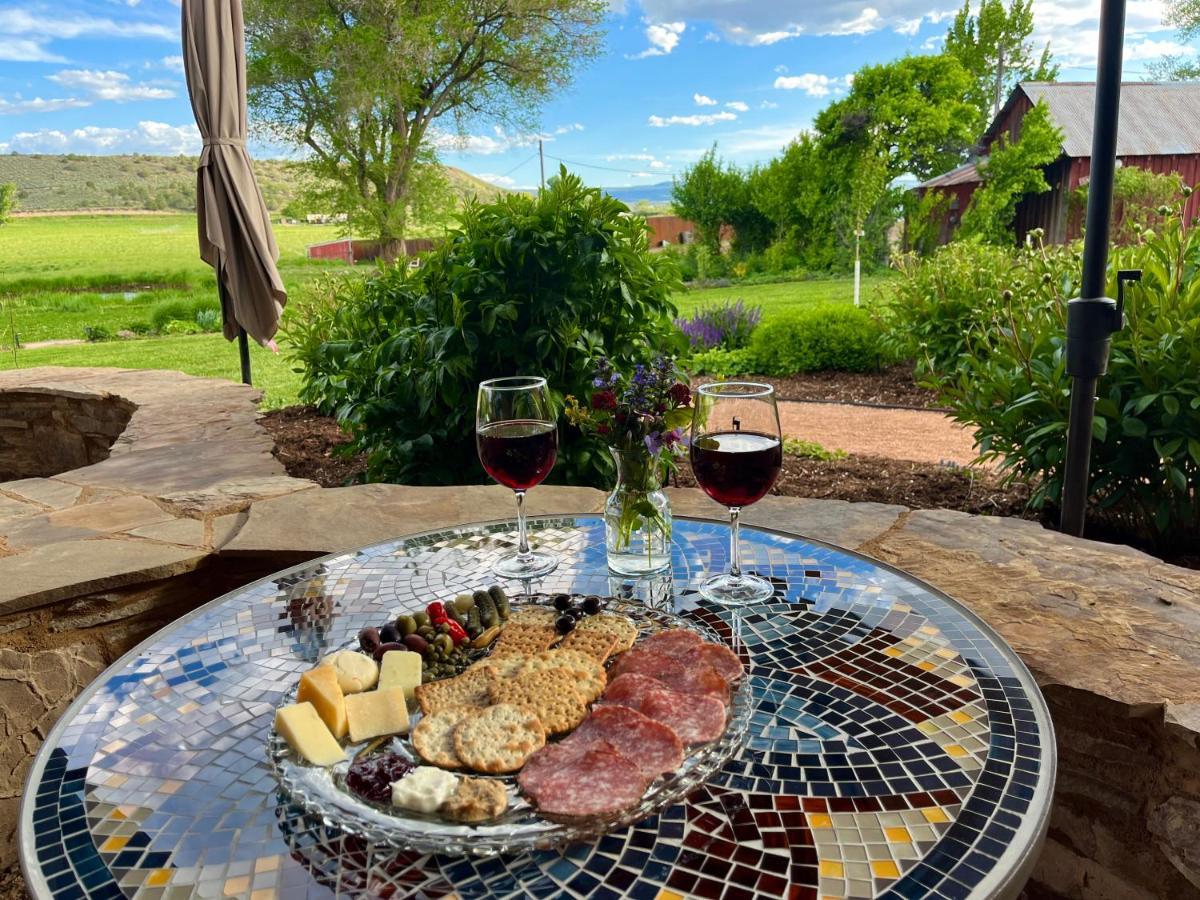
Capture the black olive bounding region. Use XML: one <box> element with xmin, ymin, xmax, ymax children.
<box><xmin>379</xmin><ymin>623</ymin><xmax>400</xmax><ymax>644</ymax></box>
<box><xmin>373</xmin><ymin>641</ymin><xmax>405</xmax><ymax>663</ymax></box>
<box><xmin>358</xmin><ymin>627</ymin><xmax>381</xmax><ymax>653</ymax></box>
<box><xmin>553</xmin><ymin>594</ymin><xmax>573</xmax><ymax>611</ymax></box>
<box><xmin>555</xmin><ymin>614</ymin><xmax>576</xmax><ymax>635</ymax></box>
<box><xmin>582</xmin><ymin>595</ymin><xmax>602</xmax><ymax>614</ymax></box>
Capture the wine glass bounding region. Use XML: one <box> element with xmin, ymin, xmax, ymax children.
<box><xmin>690</xmin><ymin>382</ymin><xmax>783</xmax><ymax>605</ymax></box>
<box><xmin>476</xmin><ymin>376</ymin><xmax>559</xmax><ymax>580</ymax></box>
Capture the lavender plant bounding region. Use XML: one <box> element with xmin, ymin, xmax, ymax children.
<box><xmin>675</xmin><ymin>299</ymin><xmax>762</xmax><ymax>351</ymax></box>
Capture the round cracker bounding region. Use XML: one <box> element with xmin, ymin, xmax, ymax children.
<box><xmin>520</xmin><ymin>649</ymin><xmax>606</xmax><ymax>703</ymax></box>
<box><xmin>490</xmin><ymin>668</ymin><xmax>589</xmax><ymax>735</ymax></box>
<box><xmin>577</xmin><ymin>611</ymin><xmax>638</xmax><ymax>652</ymax></box>
<box><xmin>453</xmin><ymin>703</ymin><xmax>546</xmax><ymax>774</ymax></box>
<box><xmin>411</xmin><ymin>707</ymin><xmax>473</xmax><ymax>769</ymax></box>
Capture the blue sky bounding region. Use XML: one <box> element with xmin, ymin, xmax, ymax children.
<box><xmin>0</xmin><ymin>1</ymin><xmax>1194</xmax><ymax>190</ymax></box>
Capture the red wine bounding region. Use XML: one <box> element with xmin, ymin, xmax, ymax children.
<box><xmin>690</xmin><ymin>431</ymin><xmax>782</xmax><ymax>507</ymax></box>
<box><xmin>477</xmin><ymin>420</ymin><xmax>558</xmax><ymax>490</ymax></box>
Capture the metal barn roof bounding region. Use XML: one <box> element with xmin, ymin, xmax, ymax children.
<box><xmin>994</xmin><ymin>81</ymin><xmax>1200</xmax><ymax>158</ymax></box>
<box><xmin>917</xmin><ymin>161</ymin><xmax>982</xmax><ymax>190</ymax></box>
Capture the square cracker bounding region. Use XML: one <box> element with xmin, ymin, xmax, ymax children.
<box><xmin>414</xmin><ymin>665</ymin><xmax>495</xmax><ymax>716</ymax></box>
<box><xmin>578</xmin><ymin>612</ymin><xmax>638</xmax><ymax>653</ymax></box>
<box><xmin>491</xmin><ymin>623</ymin><xmax>558</xmax><ymax>656</ymax></box>
<box><xmin>488</xmin><ymin>667</ymin><xmax>588</xmax><ymax>735</ymax></box>
<box><xmin>560</xmin><ymin>627</ymin><xmax>619</xmax><ymax>661</ymax></box>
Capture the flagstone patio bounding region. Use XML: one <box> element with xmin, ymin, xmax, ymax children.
<box><xmin>1</xmin><ymin>367</ymin><xmax>1199</xmax><ymax>898</ymax></box>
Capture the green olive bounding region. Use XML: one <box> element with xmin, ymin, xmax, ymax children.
<box><xmin>453</xmin><ymin>594</ymin><xmax>475</xmax><ymax>614</ymax></box>
<box><xmin>396</xmin><ymin>615</ymin><xmax>417</xmax><ymax>636</ymax></box>
<box><xmin>413</xmin><ymin>611</ymin><xmax>430</xmax><ymax>628</ymax></box>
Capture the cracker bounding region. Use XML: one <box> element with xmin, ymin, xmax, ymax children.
<box><xmin>473</xmin><ymin>652</ymin><xmax>528</xmax><ymax>680</ymax></box>
<box><xmin>491</xmin><ymin>623</ymin><xmax>559</xmax><ymax>656</ymax></box>
<box><xmin>414</xmin><ymin>666</ymin><xmax>494</xmax><ymax>716</ymax></box>
<box><xmin>577</xmin><ymin>612</ymin><xmax>638</xmax><ymax>653</ymax></box>
<box><xmin>439</xmin><ymin>776</ymin><xmax>508</xmax><ymax>823</ymax></box>
<box><xmin>489</xmin><ymin>667</ymin><xmax>588</xmax><ymax>735</ymax></box>
<box><xmin>507</xmin><ymin>606</ymin><xmax>559</xmax><ymax>626</ymax></box>
<box><xmin>560</xmin><ymin>626</ymin><xmax>620</xmax><ymax>661</ymax></box>
<box><xmin>453</xmin><ymin>703</ymin><xmax>546</xmax><ymax>773</ymax></box>
<box><xmin>520</xmin><ymin>649</ymin><xmax>606</xmax><ymax>703</ymax></box>
<box><xmin>411</xmin><ymin>707</ymin><xmax>473</xmax><ymax>768</ymax></box>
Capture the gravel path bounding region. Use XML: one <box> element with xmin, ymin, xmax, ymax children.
<box><xmin>777</xmin><ymin>400</ymin><xmax>981</xmax><ymax>467</ymax></box>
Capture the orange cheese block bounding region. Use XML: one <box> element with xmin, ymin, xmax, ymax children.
<box><xmin>275</xmin><ymin>702</ymin><xmax>345</xmax><ymax>767</ymax></box>
<box><xmin>297</xmin><ymin>665</ymin><xmax>349</xmax><ymax>739</ymax></box>
<box><xmin>344</xmin><ymin>687</ymin><xmax>410</xmax><ymax>743</ymax></box>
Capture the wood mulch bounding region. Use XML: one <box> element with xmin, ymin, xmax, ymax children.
<box><xmin>715</xmin><ymin>364</ymin><xmax>942</xmax><ymax>410</ymax></box>
<box><xmin>260</xmin><ymin>405</ymin><xmax>367</xmax><ymax>486</ymax></box>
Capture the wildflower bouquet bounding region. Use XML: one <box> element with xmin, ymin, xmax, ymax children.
<box><xmin>565</xmin><ymin>357</ymin><xmax>693</xmax><ymax>574</ymax></box>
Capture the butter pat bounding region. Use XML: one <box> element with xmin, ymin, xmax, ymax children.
<box><xmin>275</xmin><ymin>702</ymin><xmax>345</xmax><ymax>767</ymax></box>
<box><xmin>322</xmin><ymin>650</ymin><xmax>379</xmax><ymax>694</ymax></box>
<box><xmin>297</xmin><ymin>665</ymin><xmax>348</xmax><ymax>739</ymax></box>
<box><xmin>391</xmin><ymin>766</ymin><xmax>458</xmax><ymax>814</ymax></box>
<box><xmin>343</xmin><ymin>687</ymin><xmax>410</xmax><ymax>743</ymax></box>
<box><xmin>378</xmin><ymin>651</ymin><xmax>422</xmax><ymax>704</ymax></box>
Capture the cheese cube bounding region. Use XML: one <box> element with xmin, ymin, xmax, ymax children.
<box><xmin>297</xmin><ymin>665</ymin><xmax>348</xmax><ymax>739</ymax></box>
<box><xmin>275</xmin><ymin>702</ymin><xmax>345</xmax><ymax>767</ymax></box>
<box><xmin>343</xmin><ymin>687</ymin><xmax>410</xmax><ymax>743</ymax></box>
<box><xmin>378</xmin><ymin>651</ymin><xmax>422</xmax><ymax>705</ymax></box>
<box><xmin>321</xmin><ymin>650</ymin><xmax>378</xmax><ymax>694</ymax></box>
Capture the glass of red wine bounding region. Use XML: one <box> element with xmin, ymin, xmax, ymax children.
<box><xmin>690</xmin><ymin>382</ymin><xmax>783</xmax><ymax>605</ymax></box>
<box><xmin>476</xmin><ymin>376</ymin><xmax>559</xmax><ymax>580</ymax></box>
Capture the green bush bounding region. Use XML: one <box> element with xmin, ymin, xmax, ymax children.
<box><xmin>126</xmin><ymin>320</ymin><xmax>152</xmax><ymax>335</ymax></box>
<box><xmin>194</xmin><ymin>308</ymin><xmax>222</xmax><ymax>333</ymax></box>
<box><xmin>929</xmin><ymin>198</ymin><xmax>1200</xmax><ymax>549</ymax></box>
<box><xmin>285</xmin><ymin>170</ymin><xmax>682</xmax><ymax>487</ymax></box>
<box><xmin>688</xmin><ymin>347</ymin><xmax>758</xmax><ymax>376</ymax></box>
<box><xmin>750</xmin><ymin>304</ymin><xmax>884</xmax><ymax>374</ymax></box>
<box><xmin>82</xmin><ymin>324</ymin><xmax>113</xmax><ymax>342</ymax></box>
<box><xmin>162</xmin><ymin>319</ymin><xmax>200</xmax><ymax>335</ymax></box>
<box><xmin>149</xmin><ymin>297</ymin><xmax>219</xmax><ymax>332</ymax></box>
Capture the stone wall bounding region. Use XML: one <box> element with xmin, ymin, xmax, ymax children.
<box><xmin>0</xmin><ymin>389</ymin><xmax>134</xmax><ymax>480</ymax></box>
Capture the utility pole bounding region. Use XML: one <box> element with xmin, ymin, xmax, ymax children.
<box><xmin>994</xmin><ymin>45</ymin><xmax>1006</xmax><ymax>118</ymax></box>
<box><xmin>539</xmin><ymin>139</ymin><xmax>545</xmax><ymax>191</ymax></box>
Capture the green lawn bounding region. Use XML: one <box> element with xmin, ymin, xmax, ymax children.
<box><xmin>0</xmin><ymin>333</ymin><xmax>302</xmax><ymax>408</ymax></box>
<box><xmin>674</xmin><ymin>276</ymin><xmax>890</xmax><ymax>322</ymax></box>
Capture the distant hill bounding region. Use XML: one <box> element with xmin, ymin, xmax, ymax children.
<box><xmin>0</xmin><ymin>153</ymin><xmax>504</xmax><ymax>214</ymax></box>
<box><xmin>603</xmin><ymin>181</ymin><xmax>673</xmax><ymax>207</ymax></box>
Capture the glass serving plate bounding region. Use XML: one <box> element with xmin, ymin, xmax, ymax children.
<box><xmin>267</xmin><ymin>595</ymin><xmax>752</xmax><ymax>857</ymax></box>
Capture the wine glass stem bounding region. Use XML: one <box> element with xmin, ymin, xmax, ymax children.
<box><xmin>728</xmin><ymin>506</ymin><xmax>742</xmax><ymax>579</ymax></box>
<box><xmin>515</xmin><ymin>490</ymin><xmax>530</xmax><ymax>561</ymax></box>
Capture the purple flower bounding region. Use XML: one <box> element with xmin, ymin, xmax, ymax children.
<box><xmin>644</xmin><ymin>432</ymin><xmax>664</xmax><ymax>456</ymax></box>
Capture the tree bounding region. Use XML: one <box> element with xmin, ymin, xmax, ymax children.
<box><xmin>1153</xmin><ymin>0</ymin><xmax>1200</xmax><ymax>79</ymax></box>
<box><xmin>944</xmin><ymin>0</ymin><xmax>1058</xmax><ymax>127</ymax></box>
<box><xmin>670</xmin><ymin>147</ymin><xmax>745</xmax><ymax>252</ymax></box>
<box><xmin>957</xmin><ymin>99</ymin><xmax>1062</xmax><ymax>244</ymax></box>
<box><xmin>244</xmin><ymin>0</ymin><xmax>605</xmax><ymax>259</ymax></box>
<box><xmin>0</xmin><ymin>183</ymin><xmax>16</xmax><ymax>225</ymax></box>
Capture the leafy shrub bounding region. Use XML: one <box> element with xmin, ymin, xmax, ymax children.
<box><xmin>126</xmin><ymin>320</ymin><xmax>152</xmax><ymax>335</ymax></box>
<box><xmin>694</xmin><ymin>244</ymin><xmax>730</xmax><ymax>281</ymax></box>
<box><xmin>879</xmin><ymin>241</ymin><xmax>1018</xmax><ymax>377</ymax></box>
<box><xmin>688</xmin><ymin>347</ymin><xmax>758</xmax><ymax>376</ymax></box>
<box><xmin>162</xmin><ymin>319</ymin><xmax>200</xmax><ymax>335</ymax></box>
<box><xmin>750</xmin><ymin>304</ymin><xmax>884</xmax><ymax>374</ymax></box>
<box><xmin>150</xmin><ymin>297</ymin><xmax>219</xmax><ymax>332</ymax></box>
<box><xmin>784</xmin><ymin>438</ymin><xmax>847</xmax><ymax>461</ymax></box>
<box><xmin>930</xmin><ymin>198</ymin><xmax>1200</xmax><ymax>549</ymax></box>
<box><xmin>676</xmin><ymin>300</ymin><xmax>762</xmax><ymax>351</ymax></box>
<box><xmin>194</xmin><ymin>308</ymin><xmax>222</xmax><ymax>332</ymax></box>
<box><xmin>82</xmin><ymin>324</ymin><xmax>113</xmax><ymax>342</ymax></box>
<box><xmin>286</xmin><ymin>170</ymin><xmax>682</xmax><ymax>487</ymax></box>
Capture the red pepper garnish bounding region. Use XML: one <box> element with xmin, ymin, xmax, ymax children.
<box><xmin>426</xmin><ymin>601</ymin><xmax>447</xmax><ymax>623</ymax></box>
<box><xmin>445</xmin><ymin>620</ymin><xmax>469</xmax><ymax>645</ymax></box>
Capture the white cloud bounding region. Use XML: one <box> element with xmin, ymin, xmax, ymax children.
<box><xmin>760</xmin><ymin>100</ymin><xmax>779</xmax><ymax>109</ymax></box>
<box><xmin>725</xmin><ymin>100</ymin><xmax>749</xmax><ymax>112</ymax></box>
<box><xmin>722</xmin><ymin>122</ymin><xmax>812</xmax><ymax>155</ymax></box>
<box><xmin>159</xmin><ymin>55</ymin><xmax>185</xmax><ymax>73</ymax></box>
<box><xmin>1124</xmin><ymin>37</ymin><xmax>1197</xmax><ymax>61</ymax></box>
<box><xmin>0</xmin><ymin>120</ymin><xmax>200</xmax><ymax>154</ymax></box>
<box><xmin>896</xmin><ymin>17</ymin><xmax>922</xmax><ymax>36</ymax></box>
<box><xmin>0</xmin><ymin>95</ymin><xmax>91</xmax><ymax>114</ymax></box>
<box><xmin>693</xmin><ymin>93</ymin><xmax>717</xmax><ymax>106</ymax></box>
<box><xmin>553</xmin><ymin>122</ymin><xmax>584</xmax><ymax>134</ymax></box>
<box><xmin>774</xmin><ymin>64</ymin><xmax>789</xmax><ymax>74</ymax></box>
<box><xmin>648</xmin><ymin>110</ymin><xmax>737</xmax><ymax>127</ymax></box>
<box><xmin>648</xmin><ymin>159</ymin><xmax>668</xmax><ymax>169</ymax></box>
<box><xmin>829</xmin><ymin>7</ymin><xmax>881</xmax><ymax>35</ymax></box>
<box><xmin>703</xmin><ymin>31</ymin><xmax>720</xmax><ymax>42</ymax></box>
<box><xmin>632</xmin><ymin>20</ymin><xmax>685</xmax><ymax>58</ymax></box>
<box><xmin>774</xmin><ymin>74</ymin><xmax>840</xmax><ymax>97</ymax></box>
<box><xmin>606</xmin><ymin>152</ymin><xmax>657</xmax><ymax>161</ymax></box>
<box><xmin>48</xmin><ymin>69</ymin><xmax>175</xmax><ymax>102</ymax></box>
<box><xmin>477</xmin><ymin>173</ymin><xmax>517</xmax><ymax>187</ymax></box>
<box><xmin>0</xmin><ymin>8</ymin><xmax>175</xmax><ymax>40</ymax></box>
<box><xmin>748</xmin><ymin>29</ymin><xmax>804</xmax><ymax>45</ymax></box>
<box><xmin>432</xmin><ymin>123</ymin><xmax>582</xmax><ymax>155</ymax></box>
<box><xmin>1030</xmin><ymin>0</ymin><xmax>1174</xmax><ymax>71</ymax></box>
<box><xmin>0</xmin><ymin>38</ymin><xmax>64</xmax><ymax>62</ymax></box>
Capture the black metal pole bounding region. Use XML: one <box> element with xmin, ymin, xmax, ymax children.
<box><xmin>1060</xmin><ymin>0</ymin><xmax>1127</xmax><ymax>537</ymax></box>
<box><xmin>216</xmin><ymin>274</ymin><xmax>252</xmax><ymax>386</ymax></box>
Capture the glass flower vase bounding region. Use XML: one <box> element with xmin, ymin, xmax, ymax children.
<box><xmin>605</xmin><ymin>448</ymin><xmax>672</xmax><ymax>576</ymax></box>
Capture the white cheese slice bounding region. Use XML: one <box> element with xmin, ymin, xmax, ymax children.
<box><xmin>391</xmin><ymin>766</ymin><xmax>459</xmax><ymax>814</ymax></box>
<box><xmin>378</xmin><ymin>651</ymin><xmax>422</xmax><ymax>705</ymax></box>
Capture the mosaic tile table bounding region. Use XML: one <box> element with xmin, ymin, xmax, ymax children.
<box><xmin>20</xmin><ymin>515</ymin><xmax>1055</xmax><ymax>900</ymax></box>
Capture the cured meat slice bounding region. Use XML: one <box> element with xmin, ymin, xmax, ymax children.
<box><xmin>518</xmin><ymin>739</ymin><xmax>602</xmax><ymax>797</ymax></box>
<box><xmin>685</xmin><ymin>642</ymin><xmax>744</xmax><ymax>684</ymax></box>
<box><xmin>640</xmin><ymin>628</ymin><xmax>703</xmax><ymax>659</ymax></box>
<box><xmin>608</xmin><ymin>648</ymin><xmax>729</xmax><ymax>701</ymax></box>
<box><xmin>602</xmin><ymin>673</ymin><xmax>727</xmax><ymax>746</ymax></box>
<box><xmin>521</xmin><ymin>746</ymin><xmax>650</xmax><ymax>818</ymax></box>
<box><xmin>565</xmin><ymin>705</ymin><xmax>683</xmax><ymax>779</ymax></box>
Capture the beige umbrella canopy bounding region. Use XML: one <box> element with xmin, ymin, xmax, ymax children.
<box><xmin>181</xmin><ymin>0</ymin><xmax>286</xmax><ymax>378</ymax></box>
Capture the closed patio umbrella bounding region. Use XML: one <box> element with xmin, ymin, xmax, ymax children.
<box><xmin>181</xmin><ymin>0</ymin><xmax>287</xmax><ymax>385</ymax></box>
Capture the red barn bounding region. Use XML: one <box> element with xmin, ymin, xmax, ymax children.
<box><xmin>916</xmin><ymin>81</ymin><xmax>1200</xmax><ymax>245</ymax></box>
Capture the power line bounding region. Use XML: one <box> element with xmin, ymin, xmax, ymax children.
<box><xmin>497</xmin><ymin>150</ymin><xmax>539</xmax><ymax>179</ymax></box>
<box><xmin>544</xmin><ymin>153</ymin><xmax>663</xmax><ymax>177</ymax></box>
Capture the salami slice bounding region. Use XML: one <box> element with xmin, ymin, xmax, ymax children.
<box><xmin>602</xmin><ymin>674</ymin><xmax>727</xmax><ymax>746</ymax></box>
<box><xmin>565</xmin><ymin>705</ymin><xmax>683</xmax><ymax>778</ymax></box>
<box><xmin>640</xmin><ymin>628</ymin><xmax>703</xmax><ymax>659</ymax></box>
<box><xmin>609</xmin><ymin>648</ymin><xmax>729</xmax><ymax>700</ymax></box>
<box><xmin>518</xmin><ymin>740</ymin><xmax>598</xmax><ymax>798</ymax></box>
<box><xmin>521</xmin><ymin>746</ymin><xmax>651</xmax><ymax>818</ymax></box>
<box><xmin>685</xmin><ymin>642</ymin><xmax>744</xmax><ymax>684</ymax></box>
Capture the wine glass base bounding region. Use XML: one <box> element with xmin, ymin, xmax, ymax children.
<box><xmin>492</xmin><ymin>550</ymin><xmax>558</xmax><ymax>581</ymax></box>
<box><xmin>699</xmin><ymin>572</ymin><xmax>775</xmax><ymax>606</ymax></box>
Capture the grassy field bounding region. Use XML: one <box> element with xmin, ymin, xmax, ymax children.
<box><xmin>0</xmin><ymin>212</ymin><xmax>882</xmax><ymax>409</ymax></box>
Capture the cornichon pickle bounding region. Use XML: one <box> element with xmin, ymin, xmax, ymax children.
<box><xmin>475</xmin><ymin>590</ymin><xmax>498</xmax><ymax>627</ymax></box>
<box><xmin>466</xmin><ymin>606</ymin><xmax>481</xmax><ymax>632</ymax></box>
<box><xmin>487</xmin><ymin>586</ymin><xmax>509</xmax><ymax>620</ymax></box>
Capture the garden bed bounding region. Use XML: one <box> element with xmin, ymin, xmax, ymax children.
<box><xmin>736</xmin><ymin>364</ymin><xmax>941</xmax><ymax>409</ymax></box>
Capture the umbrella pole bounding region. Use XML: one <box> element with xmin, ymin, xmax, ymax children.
<box><xmin>1060</xmin><ymin>0</ymin><xmax>1126</xmax><ymax>537</ymax></box>
<box><xmin>238</xmin><ymin>328</ymin><xmax>252</xmax><ymax>386</ymax></box>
